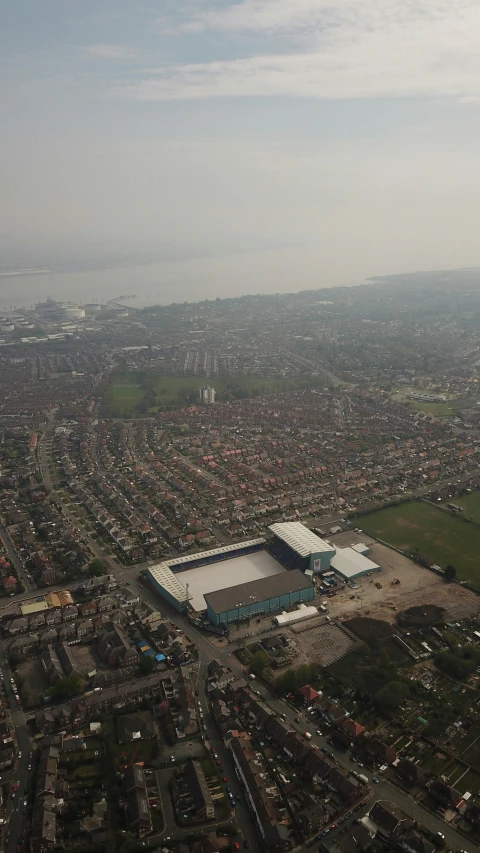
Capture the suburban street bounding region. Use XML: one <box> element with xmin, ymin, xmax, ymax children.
<box><xmin>0</xmin><ymin>643</ymin><xmax>32</xmax><ymax>853</ymax></box>
<box><xmin>124</xmin><ymin>574</ymin><xmax>479</xmax><ymax>852</ymax></box>
<box><xmin>0</xmin><ymin>523</ymin><xmax>34</xmax><ymax>595</ymax></box>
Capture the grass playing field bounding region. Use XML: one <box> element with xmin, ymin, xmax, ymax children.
<box><xmin>453</xmin><ymin>490</ymin><xmax>480</xmax><ymax>523</ymax></box>
<box><xmin>105</xmin><ymin>371</ymin><xmax>316</xmax><ymax>415</ymax></box>
<box><xmin>358</xmin><ymin>500</ymin><xmax>480</xmax><ymax>584</ymax></box>
<box><xmin>408</xmin><ymin>401</ymin><xmax>456</xmax><ymax>416</ymax></box>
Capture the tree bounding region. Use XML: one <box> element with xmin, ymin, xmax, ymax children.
<box><xmin>375</xmin><ymin>680</ymin><xmax>410</xmax><ymax>713</ymax></box>
<box><xmin>138</xmin><ymin>656</ymin><xmax>155</xmax><ymax>675</ymax></box>
<box><xmin>88</xmin><ymin>558</ymin><xmax>107</xmax><ymax>577</ymax></box>
<box><xmin>48</xmin><ymin>675</ymin><xmax>84</xmax><ymax>700</ymax></box>
<box><xmin>249</xmin><ymin>651</ymin><xmax>269</xmax><ymax>676</ymax></box>
<box><xmin>150</xmin><ymin>740</ymin><xmax>161</xmax><ymax>761</ymax></box>
<box><xmin>444</xmin><ymin>564</ymin><xmax>456</xmax><ymax>582</ymax></box>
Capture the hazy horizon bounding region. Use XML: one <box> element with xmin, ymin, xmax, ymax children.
<box><xmin>3</xmin><ymin>1</ymin><xmax>480</xmax><ymax>301</ymax></box>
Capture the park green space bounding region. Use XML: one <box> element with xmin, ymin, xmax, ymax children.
<box><xmin>358</xmin><ymin>500</ymin><xmax>480</xmax><ymax>584</ymax></box>
<box><xmin>408</xmin><ymin>401</ymin><xmax>456</xmax><ymax>416</ymax></box>
<box><xmin>105</xmin><ymin>370</ymin><xmax>318</xmax><ymax>415</ymax></box>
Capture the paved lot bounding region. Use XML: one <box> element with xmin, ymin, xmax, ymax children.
<box><xmin>289</xmin><ymin>622</ymin><xmax>355</xmax><ymax>667</ymax></box>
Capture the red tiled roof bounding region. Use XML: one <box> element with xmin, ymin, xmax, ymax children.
<box><xmin>298</xmin><ymin>685</ymin><xmax>320</xmax><ymax>702</ymax></box>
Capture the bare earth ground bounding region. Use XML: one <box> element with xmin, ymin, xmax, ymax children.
<box><xmin>16</xmin><ymin>657</ymin><xmax>48</xmax><ymax>706</ymax></box>
<box><xmin>325</xmin><ymin>537</ymin><xmax>480</xmax><ymax>625</ymax></box>
<box><xmin>224</xmin><ymin>537</ymin><xmax>480</xmax><ymax>672</ymax></box>
<box><xmin>70</xmin><ymin>644</ymin><xmax>100</xmax><ymax>673</ymax></box>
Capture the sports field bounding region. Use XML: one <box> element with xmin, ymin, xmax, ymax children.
<box><xmin>105</xmin><ymin>371</ymin><xmax>316</xmax><ymax>415</ymax></box>
<box><xmin>454</xmin><ymin>490</ymin><xmax>480</xmax><ymax>523</ymax></box>
<box><xmin>358</xmin><ymin>501</ymin><xmax>480</xmax><ymax>584</ymax></box>
<box><xmin>409</xmin><ymin>401</ymin><xmax>456</xmax><ymax>416</ymax></box>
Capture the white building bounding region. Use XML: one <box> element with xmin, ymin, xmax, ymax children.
<box><xmin>199</xmin><ymin>385</ymin><xmax>216</xmax><ymax>404</ymax></box>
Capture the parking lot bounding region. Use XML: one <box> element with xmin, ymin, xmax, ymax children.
<box><xmin>289</xmin><ymin>621</ymin><xmax>356</xmax><ymax>668</ymax></box>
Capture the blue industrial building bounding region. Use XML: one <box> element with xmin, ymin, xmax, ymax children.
<box><xmin>204</xmin><ymin>569</ymin><xmax>314</xmax><ymax>626</ymax></box>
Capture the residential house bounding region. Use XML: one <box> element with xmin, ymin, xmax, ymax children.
<box><xmin>340</xmin><ymin>719</ymin><xmax>366</xmax><ymax>740</ymax></box>
<box><xmin>328</xmin><ymin>823</ymin><xmax>372</xmax><ymax>853</ymax></box>
<box><xmin>10</xmin><ymin>633</ymin><xmax>39</xmax><ymax>655</ymax></box>
<box><xmin>184</xmin><ymin>759</ymin><xmax>215</xmax><ymax>821</ymax></box>
<box><xmin>428</xmin><ymin>779</ymin><xmax>462</xmax><ymax>810</ymax></box>
<box><xmin>79</xmin><ymin>599</ymin><xmax>97</xmax><ymax>618</ymax></box>
<box><xmin>2</xmin><ymin>576</ymin><xmax>16</xmax><ymax>593</ymax></box>
<box><xmin>41</xmin><ymin>645</ymin><xmax>63</xmax><ymax>684</ymax></box>
<box><xmin>98</xmin><ymin>625</ymin><xmax>137</xmax><ymax>667</ymax></box>
<box><xmin>297</xmin><ymin>684</ymin><xmax>321</xmax><ymax>705</ymax></box>
<box><xmin>327</xmin><ymin>769</ymin><xmax>361</xmax><ymax>806</ymax></box>
<box><xmin>366</xmin><ymin>737</ymin><xmax>397</xmax><ymax>765</ymax></box>
<box><xmin>397</xmin><ymin>831</ymin><xmax>436</xmax><ymax>853</ymax></box>
<box><xmin>57</xmin><ymin>642</ymin><xmax>81</xmax><ymax>678</ymax></box>
<box><xmin>396</xmin><ymin>758</ymin><xmax>426</xmax><ymax>787</ymax></box>
<box><xmin>124</xmin><ymin>764</ymin><xmax>152</xmax><ymax>837</ymax></box>
<box><xmin>30</xmin><ymin>806</ymin><xmax>56</xmax><ymax>853</ymax></box>
<box><xmin>368</xmin><ymin>800</ymin><xmax>413</xmax><ymax>841</ymax></box>
<box><xmin>295</xmin><ymin>804</ymin><xmax>327</xmax><ymax>837</ymax></box>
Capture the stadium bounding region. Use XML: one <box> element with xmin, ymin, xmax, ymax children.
<box><xmin>145</xmin><ymin>521</ymin><xmax>380</xmax><ymax>628</ymax></box>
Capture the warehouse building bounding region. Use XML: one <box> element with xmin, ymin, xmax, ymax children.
<box><xmin>330</xmin><ymin>547</ymin><xmax>380</xmax><ymax>580</ymax></box>
<box><xmin>268</xmin><ymin>522</ymin><xmax>336</xmax><ymax>573</ymax></box>
<box><xmin>205</xmin><ymin>569</ymin><xmax>314</xmax><ymax>626</ymax></box>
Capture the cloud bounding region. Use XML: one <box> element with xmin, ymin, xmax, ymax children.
<box><xmin>85</xmin><ymin>43</ymin><xmax>137</xmax><ymax>60</ymax></box>
<box><xmin>125</xmin><ymin>0</ymin><xmax>480</xmax><ymax>101</ymax></box>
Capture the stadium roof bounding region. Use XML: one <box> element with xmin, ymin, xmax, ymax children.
<box><xmin>330</xmin><ymin>547</ymin><xmax>380</xmax><ymax>579</ymax></box>
<box><xmin>148</xmin><ymin>564</ymin><xmax>191</xmax><ymax>605</ymax></box>
<box><xmin>351</xmin><ymin>542</ymin><xmax>370</xmax><ymax>555</ymax></box>
<box><xmin>205</xmin><ymin>568</ymin><xmax>312</xmax><ymax>614</ymax></box>
<box><xmin>269</xmin><ymin>522</ymin><xmax>335</xmax><ymax>557</ymax></box>
<box><xmin>163</xmin><ymin>538</ymin><xmax>265</xmax><ymax>570</ymax></box>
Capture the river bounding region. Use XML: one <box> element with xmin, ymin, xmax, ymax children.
<box><xmin>0</xmin><ymin>246</ymin><xmax>365</xmax><ymax>311</ymax></box>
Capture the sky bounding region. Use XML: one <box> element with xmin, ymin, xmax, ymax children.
<box><xmin>3</xmin><ymin>0</ymin><xmax>480</xmax><ymax>292</ymax></box>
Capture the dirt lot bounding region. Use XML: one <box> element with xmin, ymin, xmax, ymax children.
<box><xmin>16</xmin><ymin>657</ymin><xmax>48</xmax><ymax>707</ymax></box>
<box><xmin>71</xmin><ymin>643</ymin><xmax>99</xmax><ymax>673</ymax></box>
<box><xmin>324</xmin><ymin>541</ymin><xmax>480</xmax><ymax>625</ymax></box>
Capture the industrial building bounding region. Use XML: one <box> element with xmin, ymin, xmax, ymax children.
<box><xmin>274</xmin><ymin>603</ymin><xmax>319</xmax><ymax>627</ymax></box>
<box><xmin>205</xmin><ymin>569</ymin><xmax>314</xmax><ymax>626</ymax></box>
<box><xmin>269</xmin><ymin>522</ymin><xmax>336</xmax><ymax>573</ymax></box>
<box><xmin>330</xmin><ymin>547</ymin><xmax>380</xmax><ymax>580</ymax></box>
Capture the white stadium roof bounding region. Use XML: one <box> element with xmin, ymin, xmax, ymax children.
<box><xmin>148</xmin><ymin>563</ymin><xmax>191</xmax><ymax>604</ymax></box>
<box><xmin>330</xmin><ymin>547</ymin><xmax>380</xmax><ymax>579</ymax></box>
<box><xmin>351</xmin><ymin>542</ymin><xmax>370</xmax><ymax>555</ymax></box>
<box><xmin>163</xmin><ymin>538</ymin><xmax>266</xmax><ymax>570</ymax></box>
<box><xmin>269</xmin><ymin>522</ymin><xmax>335</xmax><ymax>558</ymax></box>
